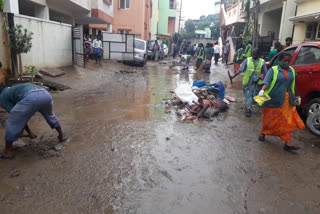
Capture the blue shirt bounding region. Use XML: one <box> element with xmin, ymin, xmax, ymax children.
<box><xmin>263</xmin><ymin>66</ymin><xmax>297</xmax><ymax>108</ymax></box>
<box><xmin>0</xmin><ymin>83</ymin><xmax>43</xmax><ymax>112</ymax></box>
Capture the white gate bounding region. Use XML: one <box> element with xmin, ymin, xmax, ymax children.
<box><xmin>72</xmin><ymin>25</ymin><xmax>85</xmax><ymax>67</ymax></box>
<box><xmin>102</xmin><ymin>33</ymin><xmax>135</xmax><ymax>61</ymax></box>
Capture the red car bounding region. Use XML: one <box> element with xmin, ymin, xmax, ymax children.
<box><xmin>266</xmin><ymin>41</ymin><xmax>320</xmax><ymax>136</ymax></box>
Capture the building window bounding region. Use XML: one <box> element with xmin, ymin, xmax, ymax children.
<box><xmin>305</xmin><ymin>23</ymin><xmax>315</xmax><ymax>40</ymax></box>
<box><xmin>169</xmin><ymin>0</ymin><xmax>175</xmax><ymax>9</ymax></box>
<box><xmin>120</xmin><ymin>0</ymin><xmax>130</xmax><ymax>9</ymax></box>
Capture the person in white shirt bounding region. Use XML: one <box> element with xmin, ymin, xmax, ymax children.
<box><xmin>93</xmin><ymin>35</ymin><xmax>103</xmax><ymax>65</ymax></box>
<box><xmin>213</xmin><ymin>41</ymin><xmax>220</xmax><ymax>64</ymax></box>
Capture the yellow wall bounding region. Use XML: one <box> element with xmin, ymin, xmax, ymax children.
<box><xmin>292</xmin><ymin>0</ymin><xmax>320</xmax><ymax>44</ymax></box>
<box><xmin>293</xmin><ymin>23</ymin><xmax>307</xmax><ymax>44</ymax></box>
<box><xmin>296</xmin><ymin>0</ymin><xmax>320</xmax><ymax>16</ymax></box>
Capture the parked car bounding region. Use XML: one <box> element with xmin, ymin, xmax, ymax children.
<box><xmin>266</xmin><ymin>41</ymin><xmax>320</xmax><ymax>136</ymax></box>
<box><xmin>163</xmin><ymin>44</ymin><xmax>169</xmax><ymax>57</ymax></box>
<box><xmin>147</xmin><ymin>40</ymin><xmax>164</xmax><ymax>60</ymax></box>
<box><xmin>126</xmin><ymin>38</ymin><xmax>147</xmax><ymax>66</ymax></box>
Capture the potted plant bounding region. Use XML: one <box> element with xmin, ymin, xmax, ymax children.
<box><xmin>3</xmin><ymin>24</ymin><xmax>33</xmax><ymax>77</ymax></box>
<box><xmin>24</xmin><ymin>65</ymin><xmax>37</xmax><ymax>83</ymax></box>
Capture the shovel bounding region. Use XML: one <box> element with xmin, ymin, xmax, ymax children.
<box><xmin>227</xmin><ymin>70</ymin><xmax>233</xmax><ymax>84</ymax></box>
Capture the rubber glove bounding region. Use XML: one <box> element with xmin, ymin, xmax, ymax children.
<box><xmin>295</xmin><ymin>96</ymin><xmax>301</xmax><ymax>105</ymax></box>
<box><xmin>258</xmin><ymin>90</ymin><xmax>265</xmax><ymax>96</ymax></box>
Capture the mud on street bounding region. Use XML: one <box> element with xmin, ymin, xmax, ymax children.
<box><xmin>0</xmin><ymin>60</ymin><xmax>320</xmax><ymax>214</ymax></box>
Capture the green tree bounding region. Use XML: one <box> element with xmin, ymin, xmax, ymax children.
<box><xmin>196</xmin><ymin>22</ymin><xmax>211</xmax><ymax>30</ymax></box>
<box><xmin>200</xmin><ymin>15</ymin><xmax>206</xmax><ymax>21</ymax></box>
<box><xmin>210</xmin><ymin>25</ymin><xmax>220</xmax><ymax>40</ymax></box>
<box><xmin>182</xmin><ymin>19</ymin><xmax>196</xmax><ymax>39</ymax></box>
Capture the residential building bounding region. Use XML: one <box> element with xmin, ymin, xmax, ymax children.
<box><xmin>158</xmin><ymin>0</ymin><xmax>176</xmax><ymax>38</ymax></box>
<box><xmin>113</xmin><ymin>0</ymin><xmax>152</xmax><ymax>40</ymax></box>
<box><xmin>195</xmin><ymin>28</ymin><xmax>212</xmax><ymax>39</ymax></box>
<box><xmin>87</xmin><ymin>0</ymin><xmax>114</xmax><ymax>35</ymax></box>
<box><xmin>150</xmin><ymin>0</ymin><xmax>159</xmax><ymax>39</ymax></box>
<box><xmin>220</xmin><ymin>0</ymin><xmax>246</xmax><ymax>39</ymax></box>
<box><xmin>2</xmin><ymin>0</ymin><xmax>114</xmax><ymax>69</ymax></box>
<box><xmin>258</xmin><ymin>0</ymin><xmax>296</xmax><ymax>43</ymax></box>
<box><xmin>290</xmin><ymin>0</ymin><xmax>320</xmax><ymax>44</ymax></box>
<box><xmin>214</xmin><ymin>1</ymin><xmax>221</xmax><ymax>15</ymax></box>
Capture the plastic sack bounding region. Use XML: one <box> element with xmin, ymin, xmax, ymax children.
<box><xmin>192</xmin><ymin>80</ymin><xmax>206</xmax><ymax>88</ymax></box>
<box><xmin>175</xmin><ymin>84</ymin><xmax>199</xmax><ymax>105</ymax></box>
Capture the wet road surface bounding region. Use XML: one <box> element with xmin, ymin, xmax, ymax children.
<box><xmin>0</xmin><ymin>60</ymin><xmax>320</xmax><ymax>214</ymax></box>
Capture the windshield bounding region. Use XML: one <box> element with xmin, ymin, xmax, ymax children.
<box><xmin>135</xmin><ymin>40</ymin><xmax>145</xmax><ymax>50</ymax></box>
<box><xmin>148</xmin><ymin>40</ymin><xmax>162</xmax><ymax>50</ymax></box>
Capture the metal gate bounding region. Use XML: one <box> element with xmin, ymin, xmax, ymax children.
<box><xmin>102</xmin><ymin>33</ymin><xmax>135</xmax><ymax>61</ymax></box>
<box><xmin>72</xmin><ymin>26</ymin><xmax>85</xmax><ymax>67</ymax></box>
<box><xmin>257</xmin><ymin>35</ymin><xmax>274</xmax><ymax>60</ymax></box>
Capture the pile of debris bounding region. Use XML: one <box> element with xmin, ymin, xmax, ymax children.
<box><xmin>167</xmin><ymin>80</ymin><xmax>235</xmax><ymax>121</ymax></box>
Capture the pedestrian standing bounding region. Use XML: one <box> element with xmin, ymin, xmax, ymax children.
<box><xmin>153</xmin><ymin>40</ymin><xmax>160</xmax><ymax>61</ymax></box>
<box><xmin>284</xmin><ymin>37</ymin><xmax>293</xmax><ymax>48</ymax></box>
<box><xmin>244</xmin><ymin>41</ymin><xmax>252</xmax><ymax>58</ymax></box>
<box><xmin>0</xmin><ymin>83</ymin><xmax>68</xmax><ymax>159</ymax></box>
<box><xmin>214</xmin><ymin>41</ymin><xmax>220</xmax><ymax>64</ymax></box>
<box><xmin>268</xmin><ymin>41</ymin><xmax>283</xmax><ymax>61</ymax></box>
<box><xmin>204</xmin><ymin>43</ymin><xmax>213</xmax><ymax>73</ymax></box>
<box><xmin>258</xmin><ymin>52</ymin><xmax>305</xmax><ymax>151</ymax></box>
<box><xmin>224</xmin><ymin>40</ymin><xmax>230</xmax><ymax>65</ymax></box>
<box><xmin>93</xmin><ymin>35</ymin><xmax>103</xmax><ymax>65</ymax></box>
<box><xmin>195</xmin><ymin>43</ymin><xmax>205</xmax><ymax>69</ymax></box>
<box><xmin>84</xmin><ymin>34</ymin><xmax>92</xmax><ymax>63</ymax></box>
<box><xmin>172</xmin><ymin>43</ymin><xmax>177</xmax><ymax>59</ymax></box>
<box><xmin>229</xmin><ymin>48</ymin><xmax>267</xmax><ymax>117</ymax></box>
<box><xmin>233</xmin><ymin>44</ymin><xmax>244</xmax><ymax>71</ymax></box>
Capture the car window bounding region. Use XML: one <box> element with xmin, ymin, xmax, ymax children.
<box><xmin>271</xmin><ymin>47</ymin><xmax>297</xmax><ymax>66</ymax></box>
<box><xmin>135</xmin><ymin>40</ymin><xmax>145</xmax><ymax>50</ymax></box>
<box><xmin>293</xmin><ymin>46</ymin><xmax>320</xmax><ymax>65</ymax></box>
<box><xmin>148</xmin><ymin>41</ymin><xmax>154</xmax><ymax>50</ymax></box>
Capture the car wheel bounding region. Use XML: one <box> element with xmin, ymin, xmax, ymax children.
<box><xmin>306</xmin><ymin>112</ymin><xmax>320</xmax><ymax>136</ymax></box>
<box><xmin>306</xmin><ymin>98</ymin><xmax>320</xmax><ymax>115</ymax></box>
<box><xmin>306</xmin><ymin>98</ymin><xmax>320</xmax><ymax>136</ymax></box>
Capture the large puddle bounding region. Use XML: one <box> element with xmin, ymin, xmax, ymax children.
<box><xmin>0</xmin><ymin>61</ymin><xmax>319</xmax><ymax>214</ymax></box>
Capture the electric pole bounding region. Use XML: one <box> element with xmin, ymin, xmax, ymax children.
<box><xmin>178</xmin><ymin>0</ymin><xmax>183</xmax><ymax>35</ymax></box>
<box><xmin>252</xmin><ymin>0</ymin><xmax>260</xmax><ymax>49</ymax></box>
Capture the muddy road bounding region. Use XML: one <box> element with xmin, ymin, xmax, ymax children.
<box><xmin>0</xmin><ymin>60</ymin><xmax>320</xmax><ymax>214</ymax></box>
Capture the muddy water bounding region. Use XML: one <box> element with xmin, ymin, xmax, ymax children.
<box><xmin>0</xmin><ymin>61</ymin><xmax>319</xmax><ymax>214</ymax></box>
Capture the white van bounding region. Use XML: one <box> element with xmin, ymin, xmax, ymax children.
<box><xmin>126</xmin><ymin>38</ymin><xmax>147</xmax><ymax>66</ymax></box>
<box><xmin>133</xmin><ymin>39</ymin><xmax>147</xmax><ymax>66</ymax></box>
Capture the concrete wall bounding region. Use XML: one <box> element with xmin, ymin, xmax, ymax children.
<box><xmin>14</xmin><ymin>14</ymin><xmax>72</xmax><ymax>69</ymax></box>
<box><xmin>113</xmin><ymin>0</ymin><xmax>150</xmax><ymax>40</ymax></box>
<box><xmin>292</xmin><ymin>0</ymin><xmax>320</xmax><ymax>44</ymax></box>
<box><xmin>151</xmin><ymin>0</ymin><xmax>159</xmax><ymax>39</ymax></box>
<box><xmin>71</xmin><ymin>0</ymin><xmax>91</xmax><ymax>10</ymax></box>
<box><xmin>158</xmin><ymin>0</ymin><xmax>176</xmax><ymax>36</ymax></box>
<box><xmin>258</xmin><ymin>0</ymin><xmax>282</xmax><ymax>37</ymax></box>
<box><xmin>278</xmin><ymin>0</ymin><xmax>296</xmax><ymax>43</ymax></box>
<box><xmin>91</xmin><ymin>0</ymin><xmax>113</xmax><ymax>17</ymax></box>
<box><xmin>292</xmin><ymin>23</ymin><xmax>306</xmax><ymax>44</ymax></box>
<box><xmin>0</xmin><ymin>13</ymin><xmax>11</xmax><ymax>70</ymax></box>
<box><xmin>296</xmin><ymin>0</ymin><xmax>320</xmax><ymax>16</ymax></box>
